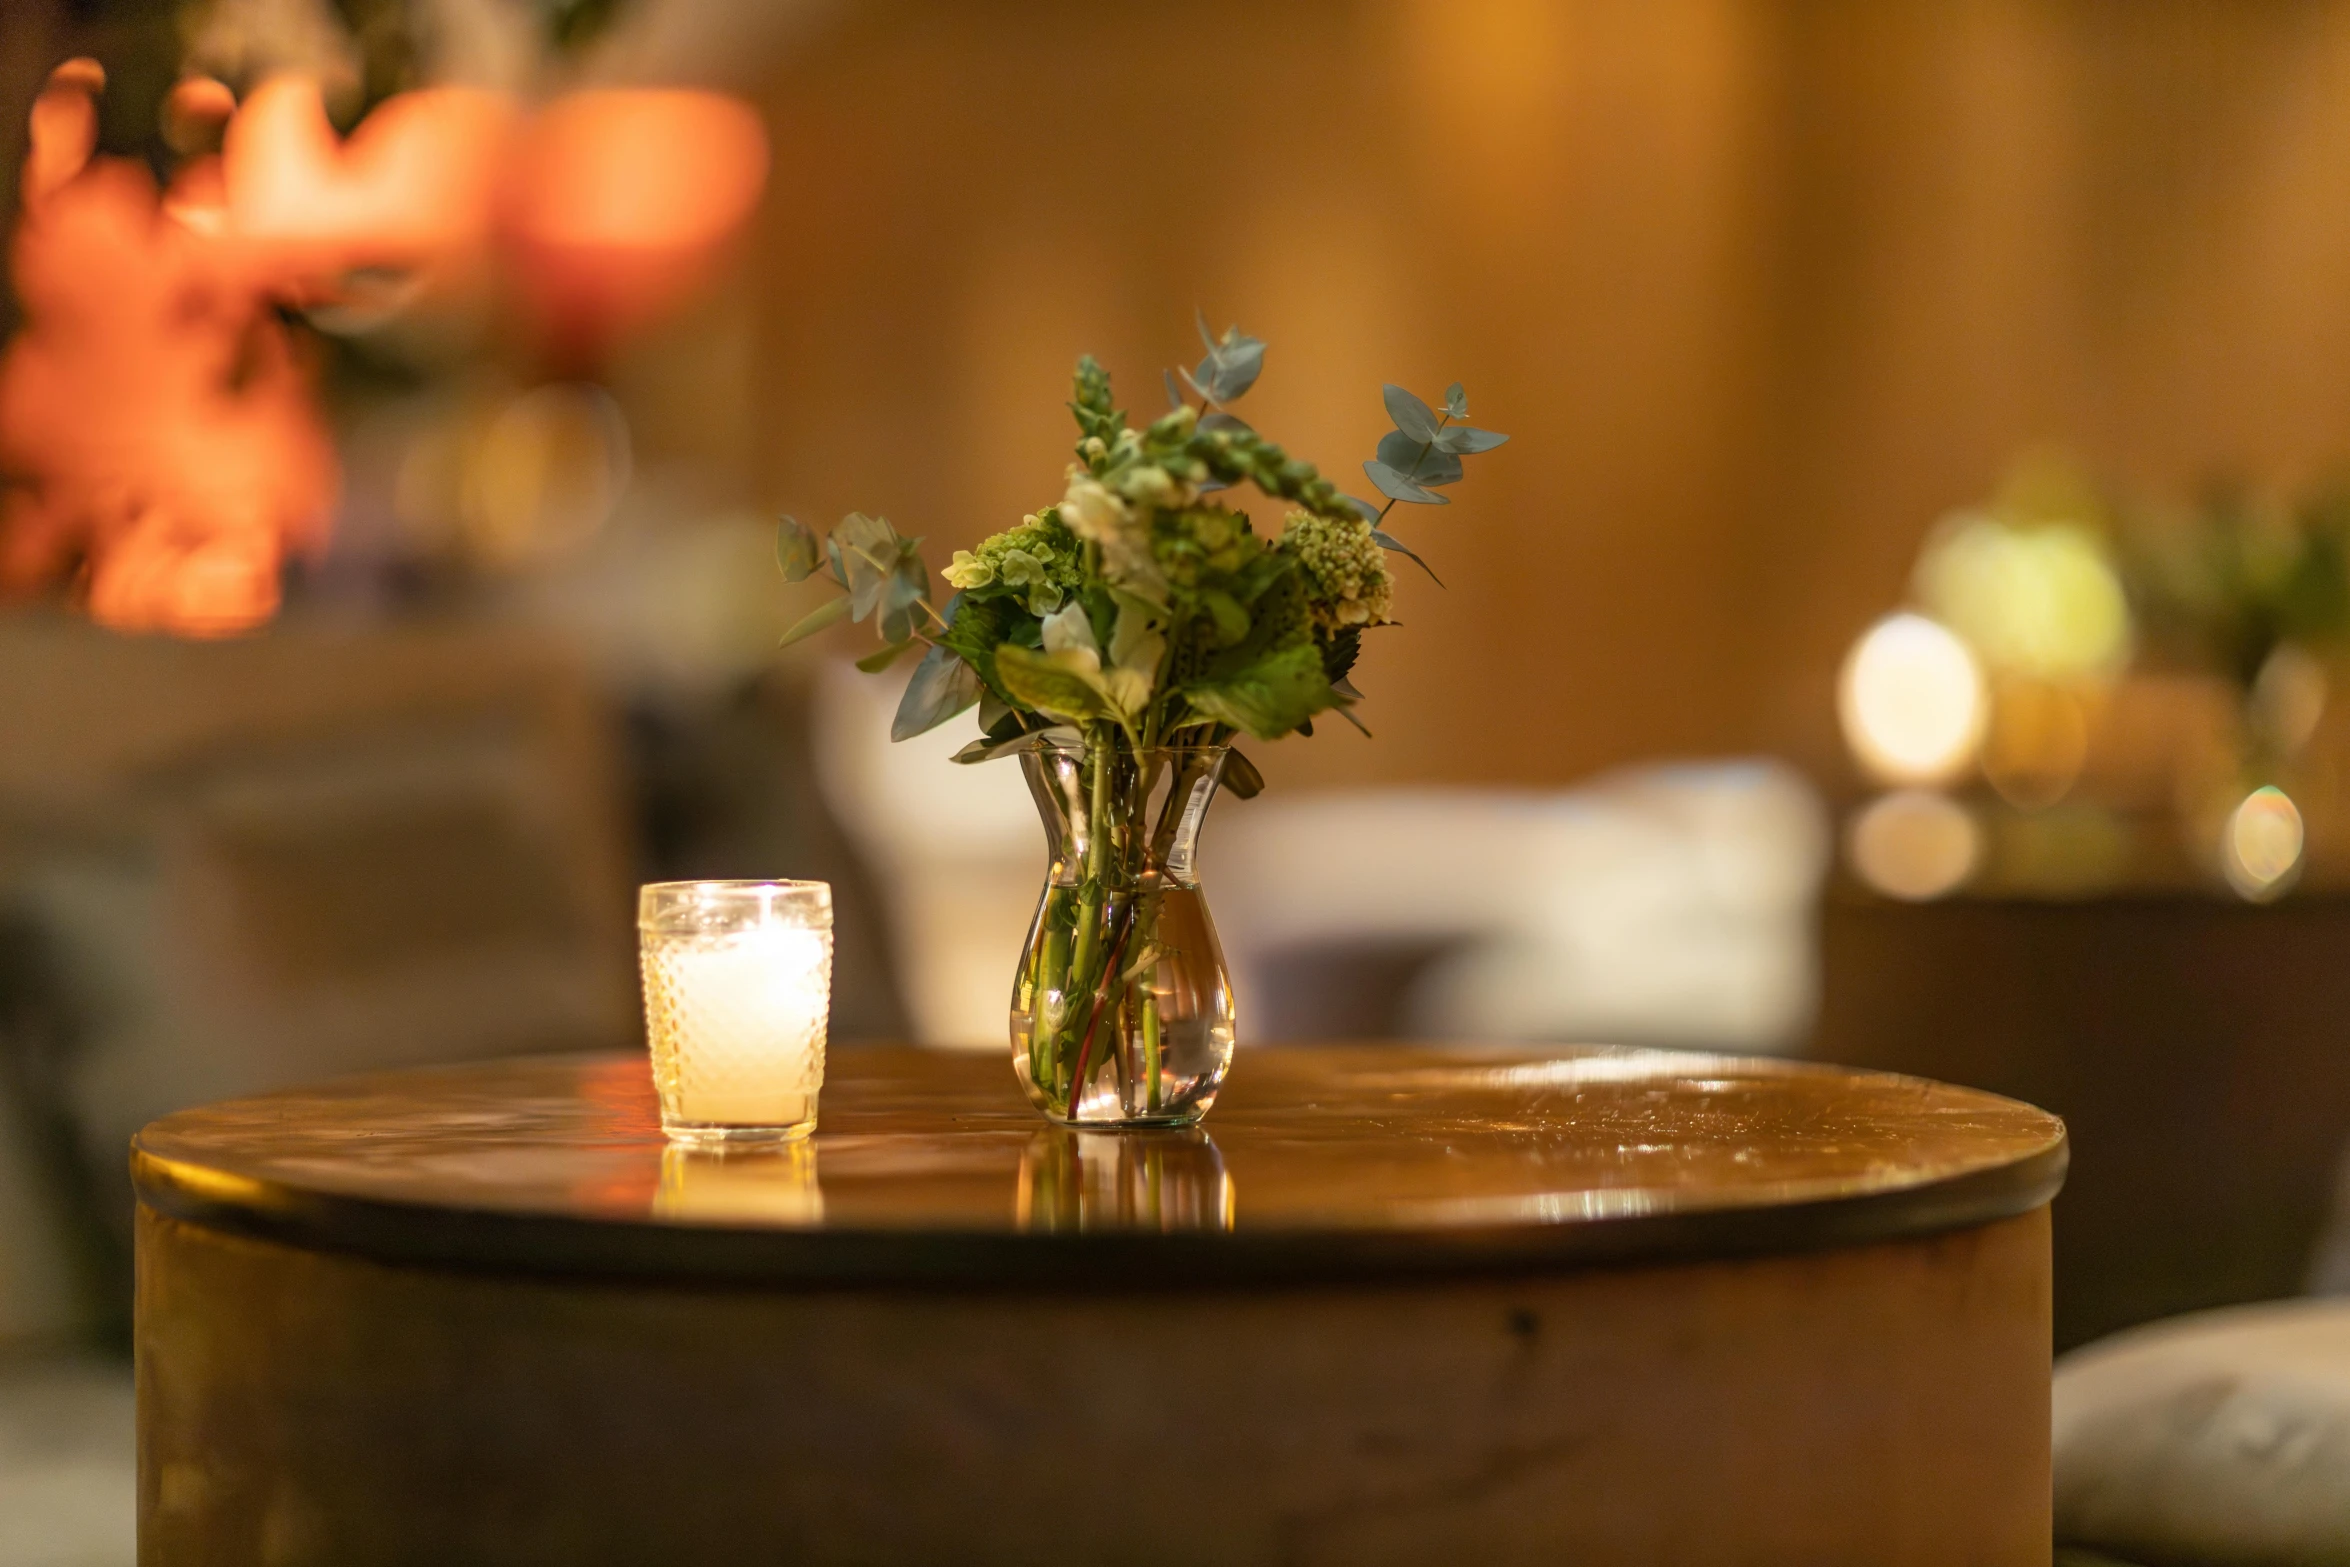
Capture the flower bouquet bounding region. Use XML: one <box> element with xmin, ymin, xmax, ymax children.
<box><xmin>776</xmin><ymin>318</ymin><xmax>1506</xmax><ymax>1124</ymax></box>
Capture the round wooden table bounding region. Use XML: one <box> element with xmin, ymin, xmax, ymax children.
<box><xmin>133</xmin><ymin>1045</ymin><xmax>2066</xmax><ymax>1565</ymax></box>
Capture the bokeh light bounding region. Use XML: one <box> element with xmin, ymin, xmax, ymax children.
<box><xmin>1847</xmin><ymin>790</ymin><xmax>1982</xmax><ymax>901</ymax></box>
<box><xmin>2222</xmin><ymin>785</ymin><xmax>2305</xmax><ymax>902</ymax></box>
<box><xmin>1914</xmin><ymin>513</ymin><xmax>2132</xmax><ymax>681</ymax></box>
<box><xmin>1838</xmin><ymin>613</ymin><xmax>1989</xmax><ymax>784</ymax></box>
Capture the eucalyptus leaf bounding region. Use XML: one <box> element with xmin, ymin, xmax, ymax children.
<box><xmin>878</xmin><ymin>551</ymin><xmax>929</xmax><ymax>644</ymax></box>
<box><xmin>994</xmin><ymin>643</ymin><xmax>1111</xmax><ymax>724</ymax></box>
<box><xmin>1433</xmin><ymin>426</ymin><xmax>1509</xmax><ymax>455</ymax></box>
<box><xmin>1204</xmin><ymin>339</ymin><xmax>1264</xmax><ymax>403</ymax></box>
<box><xmin>1163</xmin><ymin>368</ymin><xmax>1187</xmax><ymax>411</ymax></box>
<box><xmin>835</xmin><ymin>512</ymin><xmax>897</xmax><ymax>619</ymax></box>
<box><xmin>1192</xmin><ymin>311</ymin><xmax>1266</xmax><ymax>404</ymax></box>
<box><xmin>1371</xmin><ymin>528</ymin><xmax>1444</xmax><ymax>585</ymax></box>
<box><xmin>1344</xmin><ymin>494</ymin><xmax>1383</xmax><ymax>524</ymax></box>
<box><xmin>777</xmin><ymin>594</ymin><xmax>851</xmax><ymax>648</ymax></box>
<box><xmin>1363</xmin><ymin>460</ymin><xmax>1450</xmax><ymax>506</ymax></box>
<box><xmin>977</xmin><ymin>691</ymin><xmax>1014</xmax><ymax>735</ymax></box>
<box><xmin>1376</xmin><ymin>429</ymin><xmax>1463</xmax><ymax>488</ymax></box>
<box><xmin>857</xmin><ymin>639</ymin><xmax>917</xmax><ymax>674</ymax></box>
<box><xmin>1198</xmin><ymin>411</ymin><xmax>1253</xmax><ymax>435</ymax></box>
<box><xmin>776</xmin><ymin>515</ymin><xmax>821</xmax><ymax>582</ymax></box>
<box><xmin>1383</xmin><ymin>384</ymin><xmax>1441</xmax><ymax>443</ymax></box>
<box><xmin>1444</xmin><ymin>382</ymin><xmax>1469</xmax><ymax>419</ymax></box>
<box><xmin>891</xmin><ymin>642</ymin><xmax>981</xmax><ymax>740</ymax></box>
<box><xmin>1221</xmin><ymin>747</ymin><xmax>1267</xmax><ymax>799</ymax></box>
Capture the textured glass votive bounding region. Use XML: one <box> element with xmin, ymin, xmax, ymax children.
<box><xmin>639</xmin><ymin>880</ymin><xmax>833</xmax><ymax>1146</ymax></box>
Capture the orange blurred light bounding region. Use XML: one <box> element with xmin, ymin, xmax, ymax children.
<box><xmin>0</xmin><ymin>61</ymin><xmax>337</xmax><ymax>637</ymax></box>
<box><xmin>500</xmin><ymin>91</ymin><xmax>769</xmax><ymax>368</ymax></box>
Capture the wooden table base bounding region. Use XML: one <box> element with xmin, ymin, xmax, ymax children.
<box><xmin>138</xmin><ymin>1205</ymin><xmax>2051</xmax><ymax>1565</ymax></box>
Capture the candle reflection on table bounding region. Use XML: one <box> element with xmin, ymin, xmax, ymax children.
<box><xmin>653</xmin><ymin>1142</ymin><xmax>825</xmax><ymax>1227</ymax></box>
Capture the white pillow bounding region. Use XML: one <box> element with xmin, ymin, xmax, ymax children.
<box><xmin>2054</xmin><ymin>1298</ymin><xmax>2350</xmax><ymax>1564</ymax></box>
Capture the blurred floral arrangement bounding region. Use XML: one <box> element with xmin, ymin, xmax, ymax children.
<box><xmin>1840</xmin><ymin>452</ymin><xmax>2350</xmax><ymax>904</ymax></box>
<box><xmin>0</xmin><ymin>52</ymin><xmax>764</xmax><ymax>636</ymax></box>
<box><xmin>773</xmin><ymin>320</ymin><xmax>1507</xmax><ymax>1122</ymax></box>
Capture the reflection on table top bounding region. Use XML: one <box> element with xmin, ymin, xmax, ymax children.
<box><xmin>133</xmin><ymin>1046</ymin><xmax>2066</xmax><ymax>1286</ymax></box>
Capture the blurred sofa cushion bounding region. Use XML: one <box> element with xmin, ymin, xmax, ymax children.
<box><xmin>0</xmin><ymin>616</ymin><xmax>640</xmax><ymax>1335</ymax></box>
<box><xmin>2054</xmin><ymin>1298</ymin><xmax>2350</xmax><ymax>1565</ymax></box>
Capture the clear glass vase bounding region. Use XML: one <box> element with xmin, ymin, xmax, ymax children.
<box><xmin>1010</xmin><ymin>734</ymin><xmax>1236</xmax><ymax>1126</ymax></box>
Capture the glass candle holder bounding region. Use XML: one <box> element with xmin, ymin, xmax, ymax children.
<box><xmin>639</xmin><ymin>880</ymin><xmax>833</xmax><ymax>1146</ymax></box>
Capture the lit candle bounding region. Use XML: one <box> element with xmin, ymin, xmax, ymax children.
<box><xmin>639</xmin><ymin>881</ymin><xmax>833</xmax><ymax>1145</ymax></box>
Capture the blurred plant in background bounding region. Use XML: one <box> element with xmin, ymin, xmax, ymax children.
<box><xmin>1838</xmin><ymin>451</ymin><xmax>2350</xmax><ymax>905</ymax></box>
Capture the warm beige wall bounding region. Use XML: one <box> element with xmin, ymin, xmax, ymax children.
<box><xmin>735</xmin><ymin>0</ymin><xmax>2350</xmax><ymax>791</ymax></box>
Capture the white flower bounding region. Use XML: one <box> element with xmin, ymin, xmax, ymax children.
<box><xmin>942</xmin><ymin>550</ymin><xmax>994</xmax><ymax>590</ymax></box>
<box><xmin>1059</xmin><ymin>475</ymin><xmax>1130</xmax><ymax>543</ymax></box>
<box><xmin>1114</xmin><ymin>463</ymin><xmax>1189</xmax><ymax>511</ymax></box>
<box><xmin>1041</xmin><ymin>600</ymin><xmax>1101</xmax><ymax>673</ymax></box>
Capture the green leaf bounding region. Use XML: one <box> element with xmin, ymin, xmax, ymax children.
<box><xmin>1321</xmin><ymin>625</ymin><xmax>1363</xmax><ymax>685</ymax></box>
<box><xmin>1383</xmin><ymin>384</ymin><xmax>1441</xmax><ymax>443</ymax></box>
<box><xmin>1433</xmin><ymin>426</ymin><xmax>1508</xmax><ymax>455</ymax></box>
<box><xmin>1364</xmin><ymin>460</ymin><xmax>1450</xmax><ymax>506</ymax></box>
<box><xmin>1444</xmin><ymin>382</ymin><xmax>1469</xmax><ymax>420</ymax></box>
<box><xmin>776</xmin><ymin>515</ymin><xmax>822</xmax><ymax>581</ymax></box>
<box><xmin>1221</xmin><ymin>747</ymin><xmax>1267</xmax><ymax>799</ymax></box>
<box><xmin>1201</xmin><ymin>589</ymin><xmax>1251</xmax><ymax>647</ymax></box>
<box><xmin>1372</xmin><ymin>529</ymin><xmax>1444</xmax><ymax>586</ymax></box>
<box><xmin>1183</xmin><ymin>641</ymin><xmax>1337</xmax><ymax>740</ymax></box>
<box><xmin>1376</xmin><ymin>429</ymin><xmax>1463</xmax><ymax>488</ymax></box>
<box><xmin>994</xmin><ymin>644</ymin><xmax>1111</xmax><ymax>725</ymax></box>
<box><xmin>937</xmin><ymin>593</ymin><xmax>1024</xmax><ymax>708</ymax></box>
<box><xmin>778</xmin><ymin>594</ymin><xmax>851</xmax><ymax>648</ymax></box>
<box><xmin>892</xmin><ymin>642</ymin><xmax>982</xmax><ymax>740</ymax></box>
<box><xmin>953</xmin><ymin>725</ymin><xmax>1080</xmax><ymax>764</ymax></box>
<box><xmin>856</xmin><ymin>639</ymin><xmax>918</xmax><ymax>674</ymax></box>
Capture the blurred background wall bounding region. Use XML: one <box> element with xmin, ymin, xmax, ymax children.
<box><xmin>740</xmin><ymin>0</ymin><xmax>2350</xmax><ymax>794</ymax></box>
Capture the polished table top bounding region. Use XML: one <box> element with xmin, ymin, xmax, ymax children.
<box><xmin>132</xmin><ymin>1045</ymin><xmax>2067</xmax><ymax>1286</ymax></box>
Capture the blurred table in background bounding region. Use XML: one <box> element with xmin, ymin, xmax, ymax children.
<box><xmin>1815</xmin><ymin>888</ymin><xmax>2350</xmax><ymax>1351</ymax></box>
<box><xmin>135</xmin><ymin>1046</ymin><xmax>2062</xmax><ymax>1565</ymax></box>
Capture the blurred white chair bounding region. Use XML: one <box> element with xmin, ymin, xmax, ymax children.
<box><xmin>812</xmin><ymin>668</ymin><xmax>1831</xmax><ymax>1056</ymax></box>
<box><xmin>1208</xmin><ymin>761</ymin><xmax>1830</xmax><ymax>1052</ymax></box>
<box><xmin>813</xmin><ymin>664</ymin><xmax>1039</xmax><ymax>1048</ymax></box>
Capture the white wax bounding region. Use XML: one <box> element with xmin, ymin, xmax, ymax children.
<box><xmin>648</xmin><ymin>926</ymin><xmax>830</xmax><ymax>1127</ymax></box>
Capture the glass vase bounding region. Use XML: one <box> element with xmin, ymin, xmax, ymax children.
<box><xmin>1010</xmin><ymin>734</ymin><xmax>1236</xmax><ymax>1126</ymax></box>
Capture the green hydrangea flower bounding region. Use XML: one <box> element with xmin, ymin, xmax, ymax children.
<box><xmin>1152</xmin><ymin>503</ymin><xmax>1260</xmax><ymax>588</ymax></box>
<box><xmin>1279</xmin><ymin>510</ymin><xmax>1393</xmax><ymax>633</ymax></box>
<box><xmin>943</xmin><ymin>509</ymin><xmax>1084</xmax><ymax>615</ymax></box>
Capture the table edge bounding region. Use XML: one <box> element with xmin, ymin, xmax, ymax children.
<box><xmin>129</xmin><ymin>1135</ymin><xmax>2069</xmax><ymax>1290</ymax></box>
